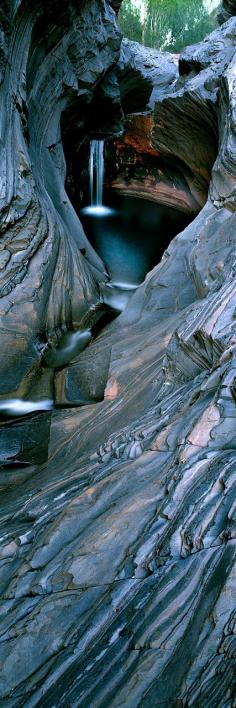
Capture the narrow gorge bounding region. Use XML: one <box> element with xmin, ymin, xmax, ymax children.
<box><xmin>0</xmin><ymin>0</ymin><xmax>236</xmax><ymax>705</ymax></box>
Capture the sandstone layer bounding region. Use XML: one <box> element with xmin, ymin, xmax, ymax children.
<box><xmin>0</xmin><ymin>1</ymin><xmax>236</xmax><ymax>706</ymax></box>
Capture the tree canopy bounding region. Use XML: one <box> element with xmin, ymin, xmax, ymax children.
<box><xmin>119</xmin><ymin>0</ymin><xmax>221</xmax><ymax>52</ymax></box>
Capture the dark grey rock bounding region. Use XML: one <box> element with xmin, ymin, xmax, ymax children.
<box><xmin>0</xmin><ymin>1</ymin><xmax>236</xmax><ymax>706</ymax></box>
<box><xmin>218</xmin><ymin>0</ymin><xmax>236</xmax><ymax>23</ymax></box>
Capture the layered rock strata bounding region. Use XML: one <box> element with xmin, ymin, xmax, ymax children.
<box><xmin>0</xmin><ymin>0</ymin><xmax>121</xmax><ymax>403</ymax></box>
<box><xmin>0</xmin><ymin>1</ymin><xmax>236</xmax><ymax>706</ymax></box>
<box><xmin>106</xmin><ymin>21</ymin><xmax>236</xmax><ymax>215</ymax></box>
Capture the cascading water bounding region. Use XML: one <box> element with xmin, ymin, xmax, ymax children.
<box><xmin>89</xmin><ymin>140</ymin><xmax>104</xmax><ymax>207</ymax></box>
<box><xmin>82</xmin><ymin>140</ymin><xmax>113</xmax><ymax>217</ymax></box>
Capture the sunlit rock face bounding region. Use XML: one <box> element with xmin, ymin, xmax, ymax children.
<box><xmin>1</xmin><ymin>1</ymin><xmax>236</xmax><ymax>706</ymax></box>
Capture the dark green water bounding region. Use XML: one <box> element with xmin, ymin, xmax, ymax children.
<box><xmin>118</xmin><ymin>0</ymin><xmax>221</xmax><ymax>53</ymax></box>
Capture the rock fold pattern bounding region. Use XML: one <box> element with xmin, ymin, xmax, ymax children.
<box><xmin>0</xmin><ymin>1</ymin><xmax>236</xmax><ymax>706</ymax></box>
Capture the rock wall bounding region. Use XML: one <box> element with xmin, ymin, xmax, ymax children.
<box><xmin>0</xmin><ymin>1</ymin><xmax>236</xmax><ymax>706</ymax></box>
<box><xmin>0</xmin><ymin>0</ymin><xmax>121</xmax><ymax>405</ymax></box>
<box><xmin>106</xmin><ymin>21</ymin><xmax>236</xmax><ymax>214</ymax></box>
<box><xmin>218</xmin><ymin>0</ymin><xmax>236</xmax><ymax>22</ymax></box>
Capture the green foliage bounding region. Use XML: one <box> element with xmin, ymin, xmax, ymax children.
<box><xmin>118</xmin><ymin>0</ymin><xmax>143</xmax><ymax>43</ymax></box>
<box><xmin>118</xmin><ymin>0</ymin><xmax>220</xmax><ymax>52</ymax></box>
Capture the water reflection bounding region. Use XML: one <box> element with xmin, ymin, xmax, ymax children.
<box><xmin>118</xmin><ymin>0</ymin><xmax>221</xmax><ymax>53</ymax></box>
<box><xmin>80</xmin><ymin>195</ymin><xmax>192</xmax><ymax>311</ymax></box>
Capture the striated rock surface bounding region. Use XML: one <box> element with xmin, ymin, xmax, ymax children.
<box><xmin>106</xmin><ymin>20</ymin><xmax>236</xmax><ymax>215</ymax></box>
<box><xmin>0</xmin><ymin>0</ymin><xmax>121</xmax><ymax>404</ymax></box>
<box><xmin>0</xmin><ymin>1</ymin><xmax>236</xmax><ymax>706</ymax></box>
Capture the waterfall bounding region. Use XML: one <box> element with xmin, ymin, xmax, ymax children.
<box><xmin>89</xmin><ymin>140</ymin><xmax>104</xmax><ymax>207</ymax></box>
<box><xmin>81</xmin><ymin>139</ymin><xmax>113</xmax><ymax>217</ymax></box>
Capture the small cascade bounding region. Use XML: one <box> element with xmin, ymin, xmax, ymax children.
<box><xmin>89</xmin><ymin>140</ymin><xmax>105</xmax><ymax>207</ymax></box>
<box><xmin>82</xmin><ymin>139</ymin><xmax>113</xmax><ymax>217</ymax></box>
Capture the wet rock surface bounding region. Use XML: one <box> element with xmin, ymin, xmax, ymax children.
<box><xmin>0</xmin><ymin>1</ymin><xmax>236</xmax><ymax>706</ymax></box>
